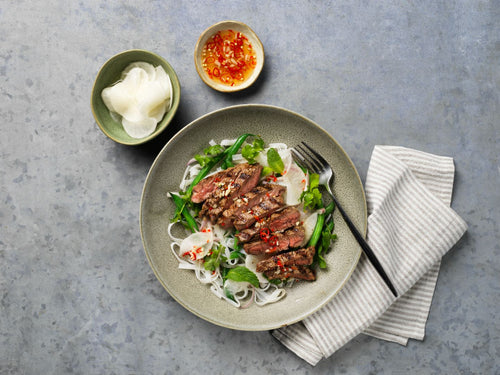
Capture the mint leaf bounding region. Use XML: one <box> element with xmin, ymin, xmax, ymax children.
<box><xmin>225</xmin><ymin>266</ymin><xmax>260</xmax><ymax>288</ymax></box>
<box><xmin>261</xmin><ymin>166</ymin><xmax>274</xmax><ymax>177</ymax></box>
<box><xmin>267</xmin><ymin>148</ymin><xmax>285</xmax><ymax>174</ymax></box>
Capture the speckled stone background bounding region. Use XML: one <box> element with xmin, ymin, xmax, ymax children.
<box><xmin>1</xmin><ymin>1</ymin><xmax>498</xmax><ymax>374</ymax></box>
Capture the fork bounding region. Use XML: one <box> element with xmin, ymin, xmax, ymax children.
<box><xmin>292</xmin><ymin>142</ymin><xmax>398</xmax><ymax>298</ymax></box>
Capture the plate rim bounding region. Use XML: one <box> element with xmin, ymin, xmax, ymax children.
<box><xmin>140</xmin><ymin>103</ymin><xmax>365</xmax><ymax>330</ymax></box>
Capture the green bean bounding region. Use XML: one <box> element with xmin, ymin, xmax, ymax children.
<box><xmin>221</xmin><ymin>133</ymin><xmax>253</xmax><ymax>169</ymax></box>
<box><xmin>307</xmin><ymin>212</ymin><xmax>325</xmax><ymax>248</ymax></box>
<box><xmin>324</xmin><ymin>201</ymin><xmax>335</xmax><ymax>216</ymax></box>
<box><xmin>307</xmin><ymin>202</ymin><xmax>335</xmax><ymax>248</ymax></box>
<box><xmin>171</xmin><ymin>193</ymin><xmax>198</xmax><ymax>233</ymax></box>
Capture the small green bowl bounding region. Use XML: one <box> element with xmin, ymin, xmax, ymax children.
<box><xmin>91</xmin><ymin>49</ymin><xmax>181</xmax><ymax>145</ymax></box>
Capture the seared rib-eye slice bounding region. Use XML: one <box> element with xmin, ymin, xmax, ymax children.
<box><xmin>217</xmin><ymin>185</ymin><xmax>271</xmax><ymax>228</ymax></box>
<box><xmin>264</xmin><ymin>265</ymin><xmax>316</xmax><ymax>281</ymax></box>
<box><xmin>197</xmin><ymin>163</ymin><xmax>263</xmax><ymax>223</ymax></box>
<box><xmin>236</xmin><ymin>206</ymin><xmax>301</xmax><ymax>243</ymax></box>
<box><xmin>243</xmin><ymin>226</ymin><xmax>305</xmax><ymax>255</ymax></box>
<box><xmin>256</xmin><ymin>246</ymin><xmax>316</xmax><ymax>273</ymax></box>
<box><xmin>191</xmin><ymin>163</ymin><xmax>262</xmax><ymax>203</ymax></box>
<box><xmin>268</xmin><ymin>206</ymin><xmax>301</xmax><ymax>232</ymax></box>
<box><xmin>232</xmin><ymin>184</ymin><xmax>286</xmax><ymax>231</ymax></box>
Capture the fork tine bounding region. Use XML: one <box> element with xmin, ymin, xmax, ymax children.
<box><xmin>301</xmin><ymin>142</ymin><xmax>329</xmax><ymax>166</ymax></box>
<box><xmin>291</xmin><ymin>148</ymin><xmax>317</xmax><ymax>173</ymax></box>
<box><xmin>296</xmin><ymin>143</ymin><xmax>323</xmax><ymax>172</ymax></box>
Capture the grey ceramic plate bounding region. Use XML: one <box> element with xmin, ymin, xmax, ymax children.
<box><xmin>140</xmin><ymin>104</ymin><xmax>365</xmax><ymax>331</ymax></box>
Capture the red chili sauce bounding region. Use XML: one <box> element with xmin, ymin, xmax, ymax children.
<box><xmin>201</xmin><ymin>29</ymin><xmax>257</xmax><ymax>87</ymax></box>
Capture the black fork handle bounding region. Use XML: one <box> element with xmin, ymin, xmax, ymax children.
<box><xmin>330</xmin><ymin>193</ymin><xmax>399</xmax><ymax>298</ymax></box>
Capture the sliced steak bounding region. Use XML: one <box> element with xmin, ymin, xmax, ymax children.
<box><xmin>236</xmin><ymin>206</ymin><xmax>301</xmax><ymax>243</ymax></box>
<box><xmin>232</xmin><ymin>184</ymin><xmax>286</xmax><ymax>231</ymax></box>
<box><xmin>191</xmin><ymin>163</ymin><xmax>262</xmax><ymax>203</ymax></box>
<box><xmin>256</xmin><ymin>246</ymin><xmax>316</xmax><ymax>272</ymax></box>
<box><xmin>197</xmin><ymin>163</ymin><xmax>263</xmax><ymax>223</ymax></box>
<box><xmin>190</xmin><ymin>173</ymin><xmax>219</xmax><ymax>204</ymax></box>
<box><xmin>268</xmin><ymin>206</ymin><xmax>301</xmax><ymax>232</ymax></box>
<box><xmin>243</xmin><ymin>226</ymin><xmax>305</xmax><ymax>255</ymax></box>
<box><xmin>217</xmin><ymin>185</ymin><xmax>271</xmax><ymax>228</ymax></box>
<box><xmin>264</xmin><ymin>265</ymin><xmax>316</xmax><ymax>281</ymax></box>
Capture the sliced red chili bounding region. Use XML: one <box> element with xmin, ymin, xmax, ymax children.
<box><xmin>268</xmin><ymin>235</ymin><xmax>278</xmax><ymax>246</ymax></box>
<box><xmin>259</xmin><ymin>228</ymin><xmax>270</xmax><ymax>241</ymax></box>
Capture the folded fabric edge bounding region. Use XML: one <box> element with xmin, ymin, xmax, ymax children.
<box><xmin>272</xmin><ymin>328</ymin><xmax>324</xmax><ymax>366</ymax></box>
<box><xmin>364</xmin><ymin>261</ymin><xmax>441</xmax><ymax>342</ymax></box>
<box><xmin>375</xmin><ymin>145</ymin><xmax>456</xmax><ymax>206</ymax></box>
<box><xmin>362</xmin><ymin>328</ymin><xmax>409</xmax><ymax>346</ymax></box>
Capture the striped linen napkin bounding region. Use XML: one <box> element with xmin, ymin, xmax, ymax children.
<box><xmin>272</xmin><ymin>145</ymin><xmax>468</xmax><ymax>365</ymax></box>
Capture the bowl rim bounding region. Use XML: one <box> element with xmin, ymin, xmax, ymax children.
<box><xmin>194</xmin><ymin>20</ymin><xmax>264</xmax><ymax>93</ymax></box>
<box><xmin>91</xmin><ymin>49</ymin><xmax>181</xmax><ymax>146</ymax></box>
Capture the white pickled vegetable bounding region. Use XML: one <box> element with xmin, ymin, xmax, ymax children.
<box><xmin>178</xmin><ymin>230</ymin><xmax>213</xmax><ymax>261</ymax></box>
<box><xmin>275</xmin><ymin>149</ymin><xmax>308</xmax><ymax>205</ymax></box>
<box><xmin>101</xmin><ymin>62</ymin><xmax>172</xmax><ymax>138</ymax></box>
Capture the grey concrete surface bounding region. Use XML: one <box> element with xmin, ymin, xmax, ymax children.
<box><xmin>1</xmin><ymin>1</ymin><xmax>498</xmax><ymax>374</ymax></box>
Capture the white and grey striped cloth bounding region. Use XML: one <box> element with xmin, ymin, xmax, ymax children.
<box><xmin>272</xmin><ymin>146</ymin><xmax>468</xmax><ymax>365</ymax></box>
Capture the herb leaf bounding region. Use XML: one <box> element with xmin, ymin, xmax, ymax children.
<box><xmin>229</xmin><ymin>250</ymin><xmax>244</xmax><ymax>260</ymax></box>
<box><xmin>267</xmin><ymin>148</ymin><xmax>285</xmax><ymax>174</ymax></box>
<box><xmin>194</xmin><ymin>144</ymin><xmax>225</xmax><ymax>167</ymax></box>
<box><xmin>300</xmin><ymin>173</ymin><xmax>323</xmax><ymax>210</ymax></box>
<box><xmin>261</xmin><ymin>166</ymin><xmax>274</xmax><ymax>177</ymax></box>
<box><xmin>242</xmin><ymin>137</ymin><xmax>264</xmax><ymax>164</ymax></box>
<box><xmin>203</xmin><ymin>244</ymin><xmax>226</xmax><ymax>271</ymax></box>
<box><xmin>225</xmin><ymin>266</ymin><xmax>260</xmax><ymax>288</ymax></box>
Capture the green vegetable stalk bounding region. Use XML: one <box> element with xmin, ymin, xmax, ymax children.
<box><xmin>221</xmin><ymin>133</ymin><xmax>254</xmax><ymax>169</ymax></box>
<box><xmin>308</xmin><ymin>202</ymin><xmax>336</xmax><ymax>268</ymax></box>
<box><xmin>307</xmin><ymin>201</ymin><xmax>335</xmax><ymax>248</ymax></box>
<box><xmin>171</xmin><ymin>192</ymin><xmax>198</xmax><ymax>233</ymax></box>
<box><xmin>184</xmin><ymin>152</ymin><xmax>226</xmax><ymax>199</ymax></box>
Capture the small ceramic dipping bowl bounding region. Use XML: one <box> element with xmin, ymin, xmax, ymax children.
<box><xmin>91</xmin><ymin>49</ymin><xmax>180</xmax><ymax>145</ymax></box>
<box><xmin>194</xmin><ymin>20</ymin><xmax>264</xmax><ymax>93</ymax></box>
